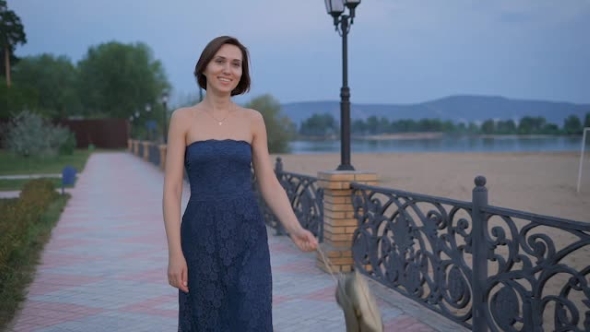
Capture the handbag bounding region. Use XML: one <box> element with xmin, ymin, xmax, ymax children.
<box><xmin>317</xmin><ymin>247</ymin><xmax>384</xmax><ymax>332</ymax></box>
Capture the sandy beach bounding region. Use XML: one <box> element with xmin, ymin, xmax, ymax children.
<box><xmin>271</xmin><ymin>150</ymin><xmax>589</xmax><ymax>222</ymax></box>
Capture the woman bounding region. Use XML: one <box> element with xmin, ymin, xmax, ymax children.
<box><xmin>162</xmin><ymin>35</ymin><xmax>319</xmax><ymax>331</ymax></box>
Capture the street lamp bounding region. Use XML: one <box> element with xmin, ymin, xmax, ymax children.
<box><xmin>161</xmin><ymin>92</ymin><xmax>169</xmax><ymax>143</ymax></box>
<box><xmin>144</xmin><ymin>104</ymin><xmax>152</xmax><ymax>140</ymax></box>
<box><xmin>325</xmin><ymin>0</ymin><xmax>360</xmax><ymax>171</ymax></box>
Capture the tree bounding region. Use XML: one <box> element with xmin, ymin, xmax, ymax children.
<box><xmin>299</xmin><ymin>113</ymin><xmax>338</xmax><ymax>137</ymax></box>
<box><xmin>542</xmin><ymin>123</ymin><xmax>560</xmax><ymax>135</ymax></box>
<box><xmin>441</xmin><ymin>120</ymin><xmax>456</xmax><ymax>133</ymax></box>
<box><xmin>417</xmin><ymin>118</ymin><xmax>443</xmax><ymax>132</ymax></box>
<box><xmin>365</xmin><ymin>116</ymin><xmax>380</xmax><ymax>135</ymax></box>
<box><xmin>244</xmin><ymin>94</ymin><xmax>294</xmax><ymax>153</ymax></box>
<box><xmin>0</xmin><ymin>0</ymin><xmax>27</xmax><ymax>87</ymax></box>
<box><xmin>352</xmin><ymin>118</ymin><xmax>367</xmax><ymax>135</ymax></box>
<box><xmin>0</xmin><ymin>81</ymin><xmax>38</xmax><ymax>118</ymax></box>
<box><xmin>12</xmin><ymin>54</ymin><xmax>80</xmax><ymax>119</ymax></box>
<box><xmin>77</xmin><ymin>41</ymin><xmax>170</xmax><ymax>119</ymax></box>
<box><xmin>496</xmin><ymin>119</ymin><xmax>517</xmax><ymax>134</ymax></box>
<box><xmin>481</xmin><ymin>119</ymin><xmax>495</xmax><ymax>135</ymax></box>
<box><xmin>518</xmin><ymin>116</ymin><xmax>546</xmax><ymax>135</ymax></box>
<box><xmin>563</xmin><ymin>114</ymin><xmax>582</xmax><ymax>135</ymax></box>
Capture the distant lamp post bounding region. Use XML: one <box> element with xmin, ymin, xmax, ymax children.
<box><xmin>325</xmin><ymin>0</ymin><xmax>360</xmax><ymax>171</ymax></box>
<box><xmin>161</xmin><ymin>92</ymin><xmax>169</xmax><ymax>143</ymax></box>
<box><xmin>144</xmin><ymin>104</ymin><xmax>152</xmax><ymax>140</ymax></box>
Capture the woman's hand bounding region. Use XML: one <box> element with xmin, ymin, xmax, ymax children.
<box><xmin>290</xmin><ymin>228</ymin><xmax>319</xmax><ymax>252</ymax></box>
<box><xmin>168</xmin><ymin>252</ymin><xmax>189</xmax><ymax>293</ymax></box>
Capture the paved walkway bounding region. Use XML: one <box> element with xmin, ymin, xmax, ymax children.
<box><xmin>7</xmin><ymin>152</ymin><xmax>468</xmax><ymax>332</ymax></box>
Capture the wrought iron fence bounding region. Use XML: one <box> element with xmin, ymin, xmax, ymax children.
<box><xmin>350</xmin><ymin>176</ymin><xmax>590</xmax><ymax>332</ymax></box>
<box><xmin>255</xmin><ymin>157</ymin><xmax>324</xmax><ymax>242</ymax></box>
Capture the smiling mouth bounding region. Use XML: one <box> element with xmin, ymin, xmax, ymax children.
<box><xmin>219</xmin><ymin>77</ymin><xmax>232</xmax><ymax>83</ymax></box>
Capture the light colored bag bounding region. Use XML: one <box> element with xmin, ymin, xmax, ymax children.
<box><xmin>318</xmin><ymin>248</ymin><xmax>384</xmax><ymax>332</ymax></box>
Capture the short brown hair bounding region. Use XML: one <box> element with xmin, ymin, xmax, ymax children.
<box><xmin>194</xmin><ymin>36</ymin><xmax>251</xmax><ymax>96</ymax></box>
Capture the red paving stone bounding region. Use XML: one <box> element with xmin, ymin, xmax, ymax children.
<box><xmin>385</xmin><ymin>314</ymin><xmax>436</xmax><ymax>331</ymax></box>
<box><xmin>113</xmin><ymin>267</ymin><xmax>167</xmax><ymax>283</ymax></box>
<box><xmin>37</xmin><ymin>253</ymin><xmax>93</xmax><ymax>268</ymax></box>
<box><xmin>10</xmin><ymin>302</ymin><xmax>104</xmax><ymax>330</ymax></box>
<box><xmin>25</xmin><ymin>273</ymin><xmax>103</xmax><ymax>296</ymax></box>
<box><xmin>274</xmin><ymin>260</ymin><xmax>321</xmax><ymax>274</ymax></box>
<box><xmin>42</xmin><ymin>238</ymin><xmax>94</xmax><ymax>250</ymax></box>
<box><xmin>303</xmin><ymin>286</ymin><xmax>336</xmax><ymax>302</ymax></box>
<box><xmin>119</xmin><ymin>295</ymin><xmax>177</xmax><ymax>319</ymax></box>
<box><xmin>272</xmin><ymin>295</ymin><xmax>291</xmax><ymax>305</ymax></box>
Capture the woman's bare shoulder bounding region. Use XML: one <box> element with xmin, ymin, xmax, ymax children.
<box><xmin>168</xmin><ymin>107</ymin><xmax>196</xmax><ymax>141</ymax></box>
<box><xmin>170</xmin><ymin>106</ymin><xmax>195</xmax><ymax>122</ymax></box>
<box><xmin>241</xmin><ymin>107</ymin><xmax>264</xmax><ymax>123</ymax></box>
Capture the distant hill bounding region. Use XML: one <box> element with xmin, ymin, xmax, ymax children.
<box><xmin>281</xmin><ymin>95</ymin><xmax>590</xmax><ymax>126</ymax></box>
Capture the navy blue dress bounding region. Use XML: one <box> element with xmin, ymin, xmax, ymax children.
<box><xmin>178</xmin><ymin>139</ymin><xmax>273</xmax><ymax>331</ymax></box>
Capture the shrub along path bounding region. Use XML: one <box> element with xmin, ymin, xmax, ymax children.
<box><xmin>0</xmin><ymin>180</ymin><xmax>70</xmax><ymax>331</ymax></box>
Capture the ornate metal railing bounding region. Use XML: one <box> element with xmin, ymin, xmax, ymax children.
<box><xmin>256</xmin><ymin>157</ymin><xmax>324</xmax><ymax>242</ymax></box>
<box><xmin>479</xmin><ymin>204</ymin><xmax>590</xmax><ymax>332</ymax></box>
<box><xmin>350</xmin><ymin>176</ymin><xmax>590</xmax><ymax>331</ymax></box>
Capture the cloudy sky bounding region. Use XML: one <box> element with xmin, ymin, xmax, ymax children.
<box><xmin>10</xmin><ymin>0</ymin><xmax>590</xmax><ymax>106</ymax></box>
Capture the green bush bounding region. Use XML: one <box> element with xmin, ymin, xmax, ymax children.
<box><xmin>3</xmin><ymin>110</ymin><xmax>74</xmax><ymax>158</ymax></box>
<box><xmin>0</xmin><ymin>179</ymin><xmax>58</xmax><ymax>273</ymax></box>
<box><xmin>0</xmin><ymin>178</ymin><xmax>64</xmax><ymax>330</ymax></box>
<box><xmin>59</xmin><ymin>131</ymin><xmax>77</xmax><ymax>156</ymax></box>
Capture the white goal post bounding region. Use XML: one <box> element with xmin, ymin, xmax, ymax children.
<box><xmin>577</xmin><ymin>127</ymin><xmax>590</xmax><ymax>193</ymax></box>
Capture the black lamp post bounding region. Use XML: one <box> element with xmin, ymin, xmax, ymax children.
<box><xmin>161</xmin><ymin>92</ymin><xmax>169</xmax><ymax>143</ymax></box>
<box><xmin>144</xmin><ymin>104</ymin><xmax>152</xmax><ymax>141</ymax></box>
<box><xmin>325</xmin><ymin>0</ymin><xmax>360</xmax><ymax>171</ymax></box>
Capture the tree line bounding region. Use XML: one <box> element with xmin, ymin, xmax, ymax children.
<box><xmin>1</xmin><ymin>1</ymin><xmax>174</xmax><ymax>121</ymax></box>
<box><xmin>0</xmin><ymin>2</ymin><xmax>296</xmax><ymax>152</ymax></box>
<box><xmin>0</xmin><ymin>42</ymin><xmax>171</xmax><ymax>121</ymax></box>
<box><xmin>298</xmin><ymin>113</ymin><xmax>590</xmax><ymax>138</ymax></box>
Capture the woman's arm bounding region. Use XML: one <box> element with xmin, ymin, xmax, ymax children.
<box><xmin>250</xmin><ymin>110</ymin><xmax>318</xmax><ymax>251</ymax></box>
<box><xmin>162</xmin><ymin>109</ymin><xmax>189</xmax><ymax>292</ymax></box>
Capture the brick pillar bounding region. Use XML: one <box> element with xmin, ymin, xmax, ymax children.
<box><xmin>132</xmin><ymin>140</ymin><xmax>139</xmax><ymax>156</ymax></box>
<box><xmin>159</xmin><ymin>144</ymin><xmax>167</xmax><ymax>170</ymax></box>
<box><xmin>127</xmin><ymin>139</ymin><xmax>133</xmax><ymax>152</ymax></box>
<box><xmin>142</xmin><ymin>141</ymin><xmax>150</xmax><ymax>161</ymax></box>
<box><xmin>316</xmin><ymin>171</ymin><xmax>378</xmax><ymax>273</ymax></box>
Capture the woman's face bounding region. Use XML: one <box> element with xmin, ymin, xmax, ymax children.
<box><xmin>203</xmin><ymin>44</ymin><xmax>243</xmax><ymax>94</ymax></box>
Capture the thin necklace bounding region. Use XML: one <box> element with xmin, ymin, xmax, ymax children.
<box><xmin>205</xmin><ymin>108</ymin><xmax>231</xmax><ymax>126</ymax></box>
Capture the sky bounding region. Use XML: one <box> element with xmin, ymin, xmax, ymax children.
<box><xmin>10</xmin><ymin>0</ymin><xmax>590</xmax><ymax>106</ymax></box>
